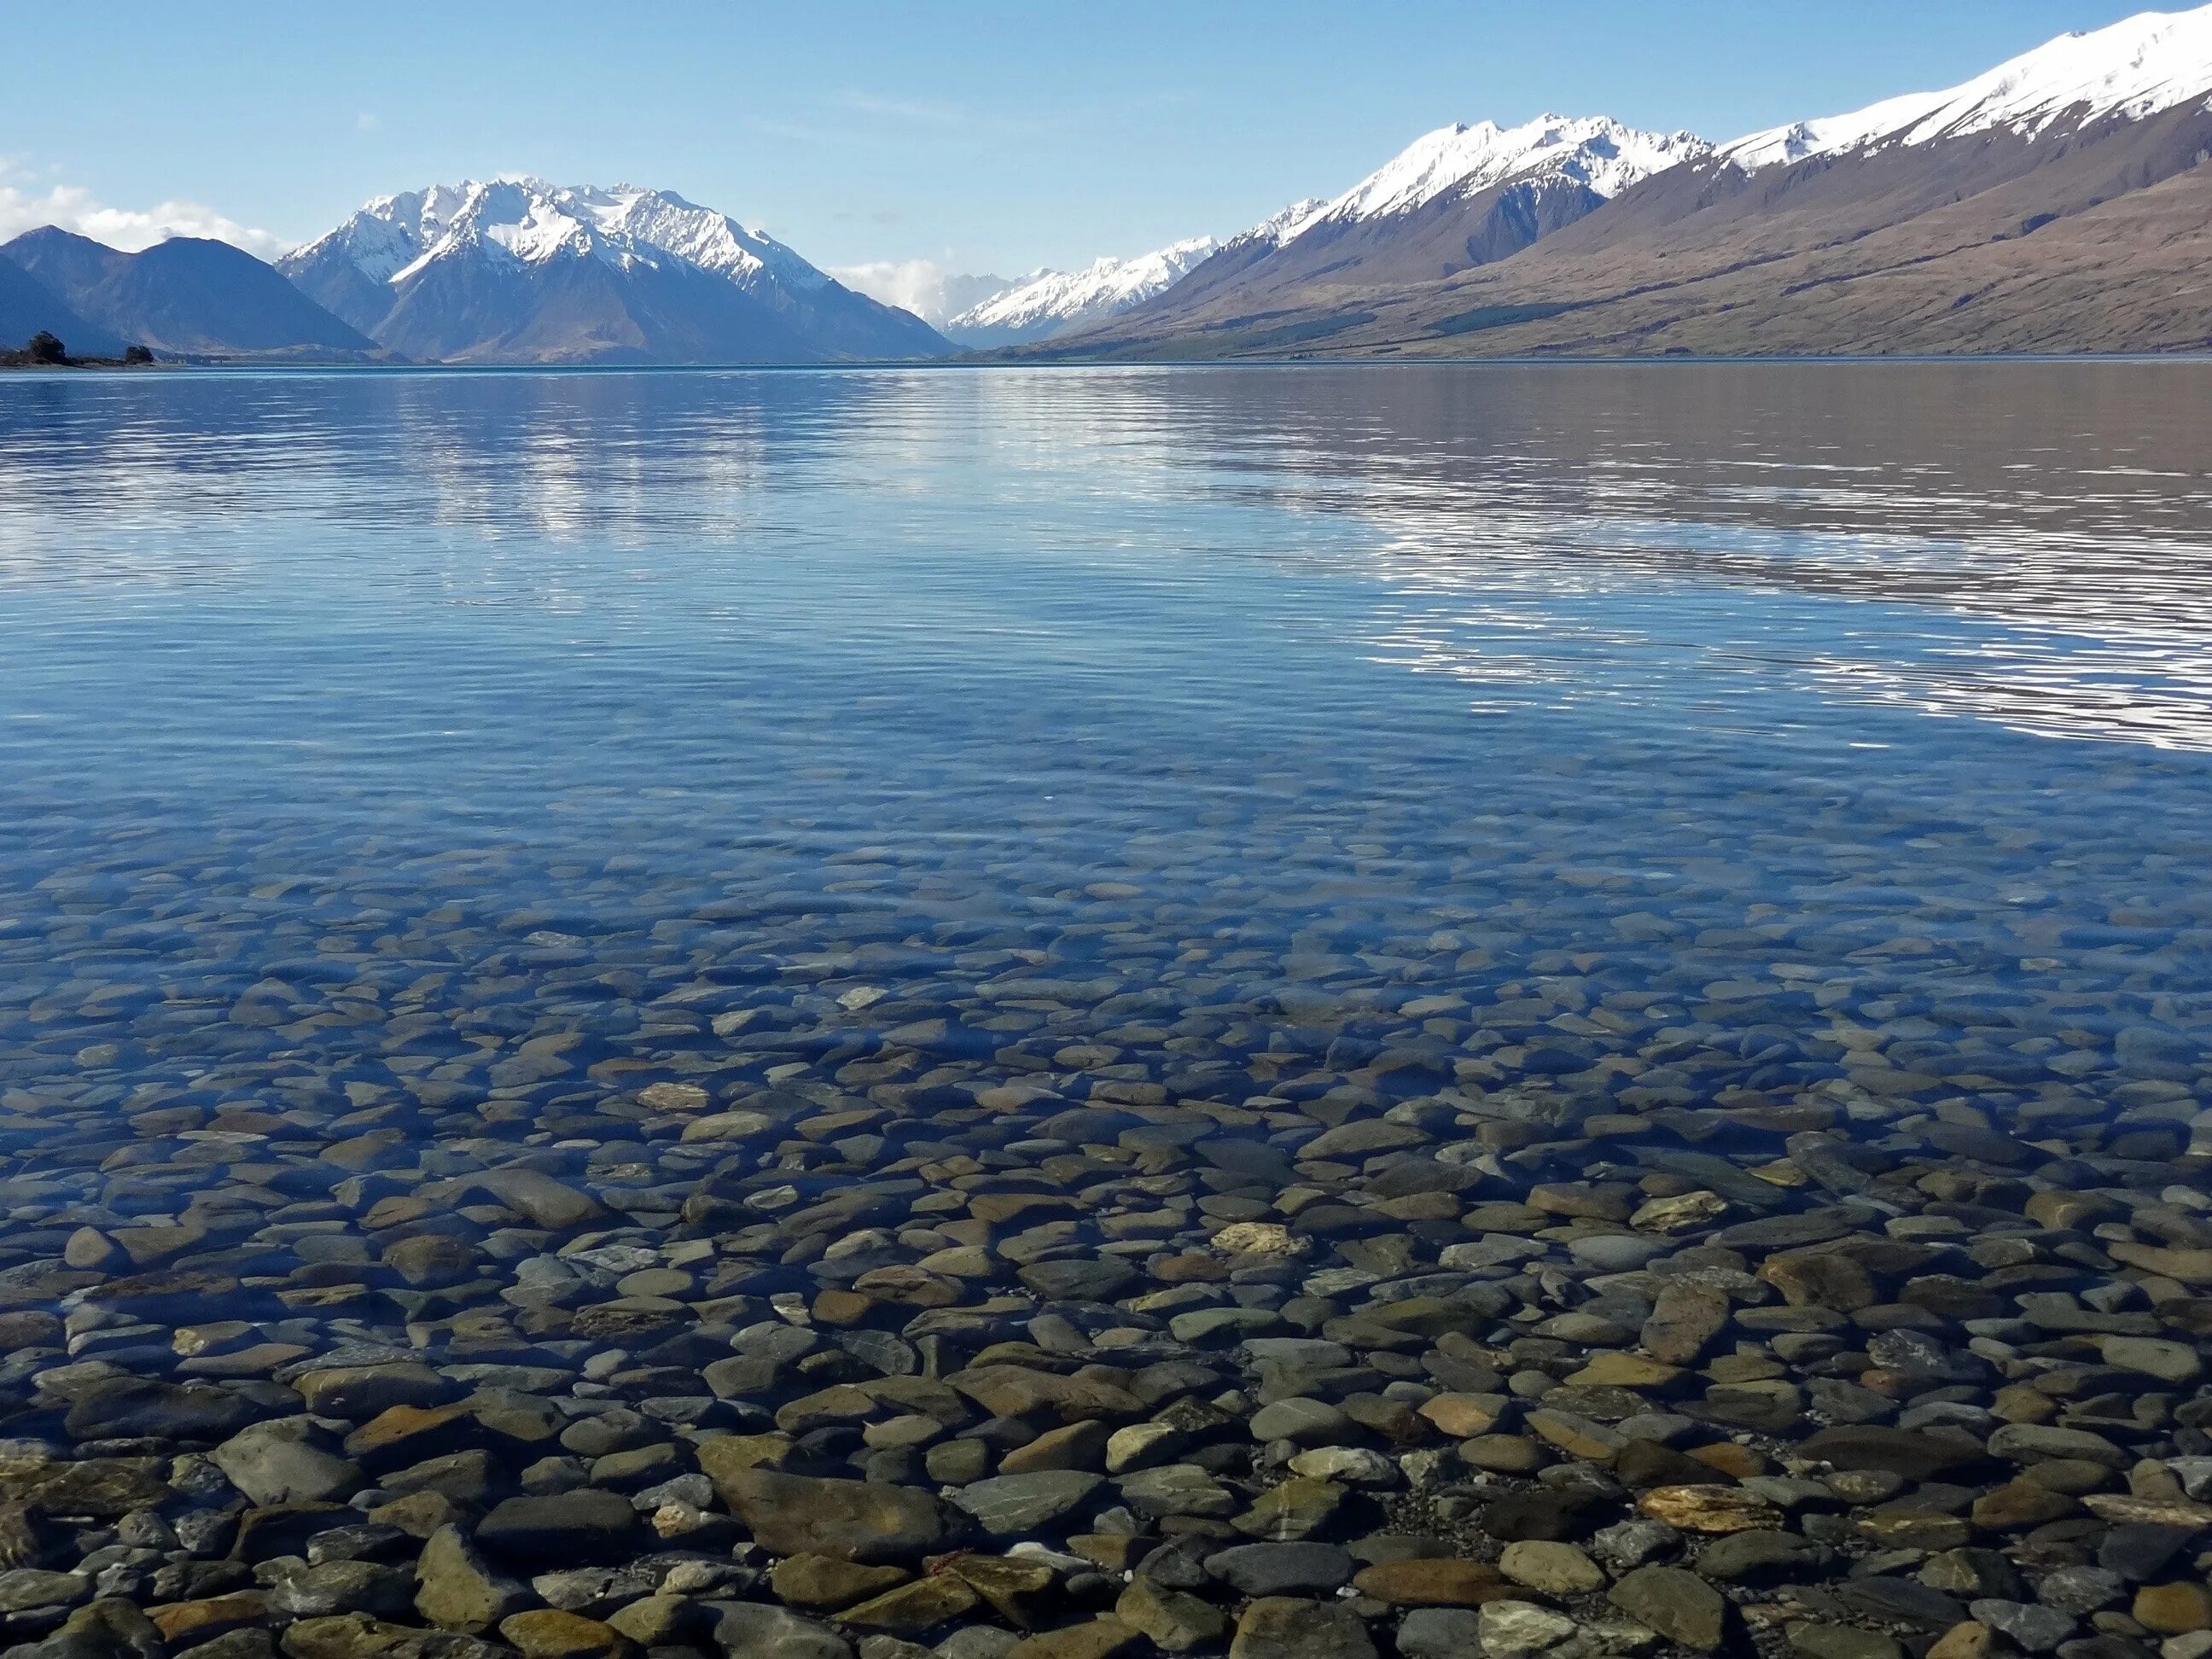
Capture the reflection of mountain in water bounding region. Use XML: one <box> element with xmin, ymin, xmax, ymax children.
<box><xmin>1092</xmin><ymin>362</ymin><xmax>2212</xmax><ymax>752</ymax></box>
<box><xmin>3</xmin><ymin>361</ymin><xmax>2211</xmax><ymax>749</ymax></box>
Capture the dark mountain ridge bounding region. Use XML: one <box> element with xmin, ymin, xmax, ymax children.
<box><xmin>2</xmin><ymin>228</ymin><xmax>378</xmax><ymax>359</ymax></box>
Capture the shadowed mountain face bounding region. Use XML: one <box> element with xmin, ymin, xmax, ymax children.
<box><xmin>281</xmin><ymin>180</ymin><xmax>953</xmax><ymax>364</ymax></box>
<box><xmin>0</xmin><ymin>255</ymin><xmax>124</xmax><ymax>358</ymax></box>
<box><xmin>3</xmin><ymin>229</ymin><xmax>376</xmax><ymax>358</ymax></box>
<box><xmin>370</xmin><ymin>244</ymin><xmax>830</xmax><ymax>365</ymax></box>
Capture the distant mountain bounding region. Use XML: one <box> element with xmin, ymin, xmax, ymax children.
<box><xmin>0</xmin><ymin>256</ymin><xmax>124</xmax><ymax>358</ymax></box>
<box><xmin>2</xmin><ymin>228</ymin><xmax>375</xmax><ymax>358</ymax></box>
<box><xmin>943</xmin><ymin>237</ymin><xmax>1219</xmax><ymax>346</ymax></box>
<box><xmin>282</xmin><ymin>179</ymin><xmax>952</xmax><ymax>364</ymax></box>
<box><xmin>1037</xmin><ymin>4</ymin><xmax>2212</xmax><ymax>360</ymax></box>
<box><xmin>1099</xmin><ymin>116</ymin><xmax>1710</xmax><ymax>335</ymax></box>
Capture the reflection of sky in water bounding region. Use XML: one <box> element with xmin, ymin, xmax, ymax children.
<box><xmin>0</xmin><ymin>362</ymin><xmax>2207</xmax><ymax>1129</ymax></box>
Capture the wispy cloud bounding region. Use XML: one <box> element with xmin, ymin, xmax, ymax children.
<box><xmin>356</xmin><ymin>112</ymin><xmax>381</xmax><ymax>132</ymax></box>
<box><xmin>742</xmin><ymin>115</ymin><xmax>843</xmax><ymax>146</ymax></box>
<box><xmin>834</xmin><ymin>91</ymin><xmax>971</xmax><ymax>126</ymax></box>
<box><xmin>0</xmin><ymin>159</ymin><xmax>288</xmax><ymax>258</ymax></box>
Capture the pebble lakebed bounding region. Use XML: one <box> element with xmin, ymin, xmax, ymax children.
<box><xmin>0</xmin><ymin>854</ymin><xmax>2208</xmax><ymax>1659</ymax></box>
<box><xmin>0</xmin><ymin>366</ymin><xmax>2210</xmax><ymax>1659</ymax></box>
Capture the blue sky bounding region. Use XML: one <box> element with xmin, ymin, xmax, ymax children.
<box><xmin>0</xmin><ymin>0</ymin><xmax>2176</xmax><ymax>283</ymax></box>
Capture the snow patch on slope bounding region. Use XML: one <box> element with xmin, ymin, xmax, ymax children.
<box><xmin>1724</xmin><ymin>3</ymin><xmax>2212</xmax><ymax>168</ymax></box>
<box><xmin>1232</xmin><ymin>198</ymin><xmax>1334</xmax><ymax>253</ymax></box>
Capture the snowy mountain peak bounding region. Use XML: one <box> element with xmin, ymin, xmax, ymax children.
<box><xmin>288</xmin><ymin>179</ymin><xmax>828</xmax><ymax>297</ymax></box>
<box><xmin>946</xmin><ymin>236</ymin><xmax>1220</xmax><ymax>342</ymax></box>
<box><xmin>1227</xmin><ymin>198</ymin><xmax>1335</xmax><ymax>253</ymax></box>
<box><xmin>279</xmin><ymin>179</ymin><xmax>948</xmax><ymax>365</ymax></box>
<box><xmin>1302</xmin><ymin>114</ymin><xmax>1714</xmax><ymax>234</ymax></box>
<box><xmin>1723</xmin><ymin>3</ymin><xmax>2212</xmax><ymax>169</ymax></box>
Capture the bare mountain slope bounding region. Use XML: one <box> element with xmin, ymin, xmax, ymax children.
<box><xmin>1041</xmin><ymin>5</ymin><xmax>2212</xmax><ymax>360</ymax></box>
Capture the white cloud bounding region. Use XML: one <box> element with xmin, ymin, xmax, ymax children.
<box><xmin>830</xmin><ymin>259</ymin><xmax>1016</xmax><ymax>327</ymax></box>
<box><xmin>0</xmin><ymin>168</ymin><xmax>288</xmax><ymax>260</ymax></box>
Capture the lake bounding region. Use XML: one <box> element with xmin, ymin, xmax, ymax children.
<box><xmin>0</xmin><ymin>362</ymin><xmax>2208</xmax><ymax>1644</ymax></box>
<box><xmin>4</xmin><ymin>364</ymin><xmax>2207</xmax><ymax>1150</ymax></box>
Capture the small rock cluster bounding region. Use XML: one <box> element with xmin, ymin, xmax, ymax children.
<box><xmin>0</xmin><ymin>1057</ymin><xmax>2209</xmax><ymax>1659</ymax></box>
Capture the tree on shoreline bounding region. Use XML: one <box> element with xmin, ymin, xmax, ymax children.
<box><xmin>25</xmin><ymin>332</ymin><xmax>66</xmax><ymax>365</ymax></box>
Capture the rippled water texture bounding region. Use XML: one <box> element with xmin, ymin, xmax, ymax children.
<box><xmin>2</xmin><ymin>362</ymin><xmax>2209</xmax><ymax>1203</ymax></box>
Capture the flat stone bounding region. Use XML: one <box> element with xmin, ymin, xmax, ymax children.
<box><xmin>63</xmin><ymin>1379</ymin><xmax>261</xmax><ymax>1443</ymax></box>
<box><xmin>1609</xmin><ymin>1565</ymin><xmax>1726</xmax><ymax>1651</ymax></box>
<box><xmin>1203</xmin><ymin>1543</ymin><xmax>1356</xmax><ymax>1598</ymax></box>
<box><xmin>1968</xmin><ymin>1600</ymin><xmax>2076</xmax><ymax>1655</ymax></box>
<box><xmin>414</xmin><ymin>1524</ymin><xmax>527</xmax><ymax>1632</ymax></box>
<box><xmin>212</xmin><ymin>1417</ymin><xmax>361</xmax><ymax>1507</ymax></box>
<box><xmin>1800</xmin><ymin>1425</ymin><xmax>1985</xmax><ymax>1480</ymax></box>
<box><xmin>1003</xmin><ymin>1617</ymin><xmax>1144</xmax><ymax>1659</ymax></box>
<box><xmin>1116</xmin><ymin>1575</ymin><xmax>1231</xmax><ymax>1652</ymax></box>
<box><xmin>1697</xmin><ymin>1530</ymin><xmax>1831</xmax><ymax>1585</ymax></box>
<box><xmin>497</xmin><ymin>1610</ymin><xmax>629</xmax><ymax>1659</ymax></box>
<box><xmin>1227</xmin><ymin>1597</ymin><xmax>1377</xmax><ymax>1659</ymax></box>
<box><xmin>475</xmin><ymin>1491</ymin><xmax>640</xmax><ymax>1565</ymax></box>
<box><xmin>1478</xmin><ymin>1602</ymin><xmax>1580</xmax><ymax>1659</ymax></box>
<box><xmin>1987</xmin><ymin>1424</ymin><xmax>2126</xmax><ymax>1469</ymax></box>
<box><xmin>770</xmin><ymin>1556</ymin><xmax>911</xmax><ymax>1612</ymax></box>
<box><xmin>949</xmin><ymin>1471</ymin><xmax>1103</xmax><ymax>1537</ymax></box>
<box><xmin>711</xmin><ymin>1468</ymin><xmax>947</xmax><ymax>1563</ymax></box>
<box><xmin>707</xmin><ymin>1603</ymin><xmax>854</xmax><ymax>1659</ymax></box>
<box><xmin>1788</xmin><ymin>1625</ymin><xmax>1904</xmax><ymax>1659</ymax></box>
<box><xmin>1395</xmin><ymin>1610</ymin><xmax>1484</xmax><ymax>1659</ymax></box>
<box><xmin>838</xmin><ymin>1574</ymin><xmax>981</xmax><ymax>1631</ymax></box>
<box><xmin>0</xmin><ymin>1570</ymin><xmax>91</xmax><ymax>1613</ymax></box>
<box><xmin>2097</xmin><ymin>1337</ymin><xmax>2202</xmax><ymax>1383</ymax></box>
<box><xmin>1350</xmin><ymin>1558</ymin><xmax>1512</xmax><ymax>1608</ymax></box>
<box><xmin>2134</xmin><ymin>1583</ymin><xmax>2212</xmax><ymax>1634</ymax></box>
<box><xmin>1638</xmin><ymin>1484</ymin><xmax>1779</xmax><ymax>1534</ymax></box>
<box><xmin>1499</xmin><ymin>1541</ymin><xmax>1606</xmax><ymax>1595</ymax></box>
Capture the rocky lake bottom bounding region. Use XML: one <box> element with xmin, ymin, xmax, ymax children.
<box><xmin>0</xmin><ymin>363</ymin><xmax>2209</xmax><ymax>1659</ymax></box>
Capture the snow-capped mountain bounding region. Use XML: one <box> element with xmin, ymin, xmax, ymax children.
<box><xmin>1293</xmin><ymin>115</ymin><xmax>1710</xmax><ymax>236</ymax></box>
<box><xmin>943</xmin><ymin>236</ymin><xmax>1219</xmax><ymax>346</ymax></box>
<box><xmin>1723</xmin><ymin>4</ymin><xmax>2212</xmax><ymax>168</ymax></box>
<box><xmin>1085</xmin><ymin>116</ymin><xmax>1709</xmax><ymax>341</ymax></box>
<box><xmin>281</xmin><ymin>178</ymin><xmax>950</xmax><ymax>364</ymax></box>
<box><xmin>1038</xmin><ymin>3</ymin><xmax>2212</xmax><ymax>362</ymax></box>
<box><xmin>1227</xmin><ymin>199</ymin><xmax>1332</xmax><ymax>257</ymax></box>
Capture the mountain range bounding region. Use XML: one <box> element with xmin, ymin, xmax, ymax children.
<box><xmin>278</xmin><ymin>180</ymin><xmax>946</xmax><ymax>364</ymax></box>
<box><xmin>1043</xmin><ymin>3</ymin><xmax>2212</xmax><ymax>358</ymax></box>
<box><xmin>6</xmin><ymin>5</ymin><xmax>2212</xmax><ymax>364</ymax></box>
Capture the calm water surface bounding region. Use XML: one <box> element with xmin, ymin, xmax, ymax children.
<box><xmin>1</xmin><ymin>363</ymin><xmax>2209</xmax><ymax>1213</ymax></box>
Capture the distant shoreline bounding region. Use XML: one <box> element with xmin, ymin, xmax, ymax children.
<box><xmin>0</xmin><ymin>357</ymin><xmax>165</xmax><ymax>371</ymax></box>
<box><xmin>8</xmin><ymin>352</ymin><xmax>2212</xmax><ymax>375</ymax></box>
